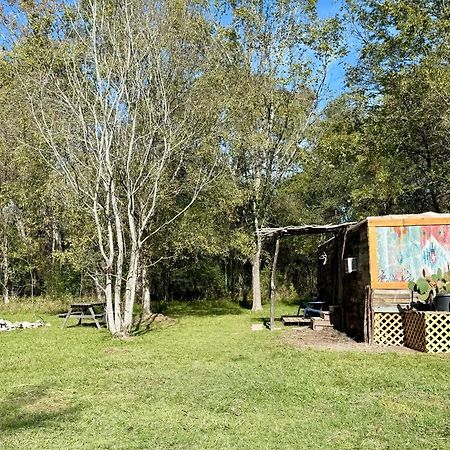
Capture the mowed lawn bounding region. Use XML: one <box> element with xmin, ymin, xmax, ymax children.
<box><xmin>1</xmin><ymin>300</ymin><xmax>449</xmax><ymax>449</ymax></box>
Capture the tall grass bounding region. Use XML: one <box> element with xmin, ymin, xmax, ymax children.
<box><xmin>0</xmin><ymin>295</ymin><xmax>89</xmax><ymax>316</ymax></box>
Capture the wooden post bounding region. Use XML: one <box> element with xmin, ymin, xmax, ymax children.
<box><xmin>269</xmin><ymin>237</ymin><xmax>280</xmax><ymax>331</ymax></box>
<box><xmin>362</xmin><ymin>286</ymin><xmax>376</xmax><ymax>344</ymax></box>
<box><xmin>338</xmin><ymin>229</ymin><xmax>348</xmax><ymax>330</ymax></box>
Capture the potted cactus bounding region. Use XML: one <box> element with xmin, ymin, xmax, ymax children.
<box><xmin>403</xmin><ymin>267</ymin><xmax>450</xmax><ymax>352</ymax></box>
<box><xmin>408</xmin><ymin>268</ymin><xmax>450</xmax><ymax>312</ymax></box>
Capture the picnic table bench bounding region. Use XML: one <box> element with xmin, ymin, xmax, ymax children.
<box><xmin>60</xmin><ymin>302</ymin><xmax>106</xmax><ymax>329</ymax></box>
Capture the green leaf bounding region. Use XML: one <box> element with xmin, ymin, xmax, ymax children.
<box><xmin>417</xmin><ymin>278</ymin><xmax>430</xmax><ymax>294</ymax></box>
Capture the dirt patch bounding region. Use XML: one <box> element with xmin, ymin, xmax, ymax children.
<box><xmin>24</xmin><ymin>396</ymin><xmax>68</xmax><ymax>414</ymax></box>
<box><xmin>280</xmin><ymin>326</ymin><xmax>417</xmax><ymax>353</ymax></box>
<box><xmin>103</xmin><ymin>346</ymin><xmax>131</xmax><ymax>355</ymax></box>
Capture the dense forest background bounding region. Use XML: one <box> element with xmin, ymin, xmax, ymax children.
<box><xmin>0</xmin><ymin>0</ymin><xmax>449</xmax><ymax>332</ymax></box>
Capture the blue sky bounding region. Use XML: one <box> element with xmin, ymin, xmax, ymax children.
<box><xmin>317</xmin><ymin>0</ymin><xmax>343</xmax><ymax>18</ymax></box>
<box><xmin>317</xmin><ymin>0</ymin><xmax>359</xmax><ymax>97</ymax></box>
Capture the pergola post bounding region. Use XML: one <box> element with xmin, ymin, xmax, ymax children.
<box><xmin>269</xmin><ymin>236</ymin><xmax>280</xmax><ymax>331</ymax></box>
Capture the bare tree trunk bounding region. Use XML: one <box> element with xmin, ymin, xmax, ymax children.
<box><xmin>95</xmin><ymin>275</ymin><xmax>104</xmax><ymax>302</ymax></box>
<box><xmin>223</xmin><ymin>259</ymin><xmax>228</xmax><ymax>295</ymax></box>
<box><xmin>251</xmin><ymin>146</ymin><xmax>264</xmax><ymax>312</ymax></box>
<box><xmin>104</xmin><ymin>272</ymin><xmax>117</xmax><ymax>335</ymax></box>
<box><xmin>269</xmin><ymin>237</ymin><xmax>280</xmax><ymax>331</ymax></box>
<box><xmin>4</xmin><ymin>286</ymin><xmax>9</xmax><ymax>304</ymax></box>
<box><xmin>123</xmin><ymin>246</ymin><xmax>140</xmax><ymax>332</ymax></box>
<box><xmin>111</xmin><ymin>190</ymin><xmax>124</xmax><ymax>332</ymax></box>
<box><xmin>79</xmin><ymin>271</ymin><xmax>84</xmax><ymax>297</ymax></box>
<box><xmin>141</xmin><ymin>263</ymin><xmax>151</xmax><ymax>316</ymax></box>
<box><xmin>30</xmin><ymin>267</ymin><xmax>34</xmax><ymax>299</ymax></box>
<box><xmin>251</xmin><ymin>233</ymin><xmax>263</xmax><ymax>311</ymax></box>
<box><xmin>51</xmin><ymin>220</ymin><xmax>62</xmax><ymax>262</ymax></box>
<box><xmin>2</xmin><ymin>234</ymin><xmax>9</xmax><ymax>305</ymax></box>
<box><xmin>251</xmin><ymin>206</ymin><xmax>263</xmax><ymax>311</ymax></box>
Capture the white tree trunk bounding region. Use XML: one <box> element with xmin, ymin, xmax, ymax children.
<box><xmin>111</xmin><ymin>189</ymin><xmax>124</xmax><ymax>331</ymax></box>
<box><xmin>251</xmin><ymin>233</ymin><xmax>263</xmax><ymax>311</ymax></box>
<box><xmin>269</xmin><ymin>237</ymin><xmax>280</xmax><ymax>330</ymax></box>
<box><xmin>251</xmin><ymin>200</ymin><xmax>263</xmax><ymax>311</ymax></box>
<box><xmin>105</xmin><ymin>273</ymin><xmax>118</xmax><ymax>335</ymax></box>
<box><xmin>95</xmin><ymin>275</ymin><xmax>103</xmax><ymax>302</ymax></box>
<box><xmin>123</xmin><ymin>246</ymin><xmax>140</xmax><ymax>333</ymax></box>
<box><xmin>30</xmin><ymin>267</ymin><xmax>34</xmax><ymax>299</ymax></box>
<box><xmin>51</xmin><ymin>220</ymin><xmax>62</xmax><ymax>260</ymax></box>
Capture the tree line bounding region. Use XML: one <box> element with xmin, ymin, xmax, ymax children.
<box><xmin>1</xmin><ymin>0</ymin><xmax>449</xmax><ymax>335</ymax></box>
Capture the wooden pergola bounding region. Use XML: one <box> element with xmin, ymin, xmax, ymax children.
<box><xmin>259</xmin><ymin>221</ymin><xmax>357</xmax><ymax>330</ymax></box>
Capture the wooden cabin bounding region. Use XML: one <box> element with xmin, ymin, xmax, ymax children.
<box><xmin>318</xmin><ymin>212</ymin><xmax>450</xmax><ymax>342</ymax></box>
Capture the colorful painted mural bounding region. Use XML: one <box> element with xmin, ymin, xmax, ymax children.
<box><xmin>376</xmin><ymin>225</ymin><xmax>450</xmax><ymax>282</ymax></box>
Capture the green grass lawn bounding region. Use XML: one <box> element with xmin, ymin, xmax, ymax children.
<box><xmin>1</xmin><ymin>300</ymin><xmax>449</xmax><ymax>449</ymax></box>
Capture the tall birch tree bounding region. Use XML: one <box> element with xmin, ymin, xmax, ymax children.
<box><xmin>28</xmin><ymin>0</ymin><xmax>218</xmax><ymax>335</ymax></box>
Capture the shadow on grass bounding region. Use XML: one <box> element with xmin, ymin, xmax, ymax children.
<box><xmin>132</xmin><ymin>312</ymin><xmax>178</xmax><ymax>337</ymax></box>
<box><xmin>0</xmin><ymin>383</ymin><xmax>79</xmax><ymax>432</ymax></box>
<box><xmin>63</xmin><ymin>322</ymin><xmax>106</xmax><ymax>329</ymax></box>
<box><xmin>165</xmin><ymin>299</ymin><xmax>244</xmax><ymax>318</ymax></box>
<box><xmin>260</xmin><ymin>317</ymin><xmax>284</xmax><ymax>328</ymax></box>
<box><xmin>131</xmin><ymin>300</ymin><xmax>243</xmax><ymax>336</ymax></box>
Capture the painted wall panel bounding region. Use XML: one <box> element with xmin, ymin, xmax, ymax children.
<box><xmin>376</xmin><ymin>225</ymin><xmax>450</xmax><ymax>282</ymax></box>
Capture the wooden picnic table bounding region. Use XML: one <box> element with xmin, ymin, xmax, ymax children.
<box><xmin>60</xmin><ymin>302</ymin><xmax>106</xmax><ymax>329</ymax></box>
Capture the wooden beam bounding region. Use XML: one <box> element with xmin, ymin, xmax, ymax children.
<box><xmin>259</xmin><ymin>221</ymin><xmax>357</xmax><ymax>238</ymax></box>
<box><xmin>367</xmin><ymin>213</ymin><xmax>450</xmax><ymax>227</ymax></box>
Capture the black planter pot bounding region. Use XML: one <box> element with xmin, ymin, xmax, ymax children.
<box><xmin>410</xmin><ymin>301</ymin><xmax>433</xmax><ymax>311</ymax></box>
<box><xmin>434</xmin><ymin>293</ymin><xmax>450</xmax><ymax>312</ymax></box>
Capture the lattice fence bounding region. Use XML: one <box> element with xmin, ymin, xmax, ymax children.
<box><xmin>403</xmin><ymin>311</ymin><xmax>450</xmax><ymax>353</ymax></box>
<box><xmin>373</xmin><ymin>313</ymin><xmax>404</xmax><ymax>346</ymax></box>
